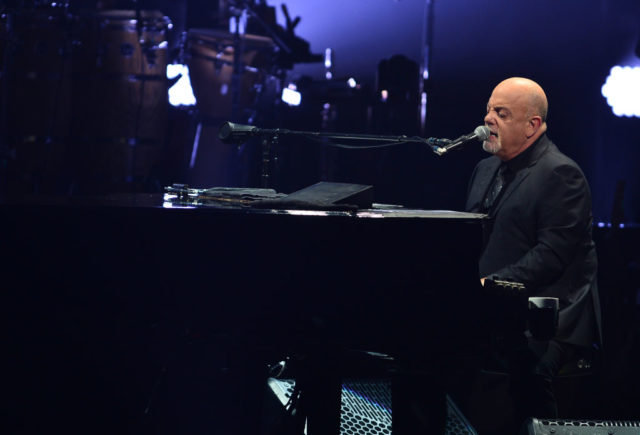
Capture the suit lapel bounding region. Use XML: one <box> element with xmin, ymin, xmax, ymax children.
<box><xmin>466</xmin><ymin>157</ymin><xmax>501</xmax><ymax>212</ymax></box>
<box><xmin>490</xmin><ymin>167</ymin><xmax>531</xmax><ymax>215</ymax></box>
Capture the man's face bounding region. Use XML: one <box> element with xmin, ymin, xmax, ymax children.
<box><xmin>482</xmin><ymin>83</ymin><xmax>530</xmax><ymax>160</ymax></box>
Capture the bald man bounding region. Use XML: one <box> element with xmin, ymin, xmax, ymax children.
<box><xmin>465</xmin><ymin>78</ymin><xmax>601</xmax><ymax>428</ymax></box>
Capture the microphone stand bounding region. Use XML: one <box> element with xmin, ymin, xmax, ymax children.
<box><xmin>218</xmin><ymin>123</ymin><xmax>452</xmax><ymax>188</ymax></box>
<box><xmin>229</xmin><ymin>6</ymin><xmax>246</xmax><ymax>122</ymax></box>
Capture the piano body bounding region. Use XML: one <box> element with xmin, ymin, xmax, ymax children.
<box><xmin>2</xmin><ymin>191</ymin><xmax>490</xmax><ymax>434</ymax></box>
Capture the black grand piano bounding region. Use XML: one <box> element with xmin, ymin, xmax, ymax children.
<box><xmin>2</xmin><ymin>185</ymin><xmax>498</xmax><ymax>434</ymax></box>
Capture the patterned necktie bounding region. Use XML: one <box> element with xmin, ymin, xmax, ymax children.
<box><xmin>483</xmin><ymin>164</ymin><xmax>507</xmax><ymax>212</ymax></box>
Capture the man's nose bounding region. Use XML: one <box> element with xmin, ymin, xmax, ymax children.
<box><xmin>484</xmin><ymin>112</ymin><xmax>494</xmax><ymax>124</ymax></box>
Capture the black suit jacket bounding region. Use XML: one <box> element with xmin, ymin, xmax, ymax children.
<box><xmin>465</xmin><ymin>134</ymin><xmax>601</xmax><ymax>348</ymax></box>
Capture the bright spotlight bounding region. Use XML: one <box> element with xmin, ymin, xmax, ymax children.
<box><xmin>282</xmin><ymin>87</ymin><xmax>302</xmax><ymax>106</ymax></box>
<box><xmin>167</xmin><ymin>64</ymin><xmax>196</xmax><ymax>107</ymax></box>
<box><xmin>601</xmin><ymin>65</ymin><xmax>640</xmax><ymax>118</ymax></box>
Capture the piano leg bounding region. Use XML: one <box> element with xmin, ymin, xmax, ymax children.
<box><xmin>303</xmin><ymin>358</ymin><xmax>342</xmax><ymax>435</ymax></box>
<box><xmin>284</xmin><ymin>342</ymin><xmax>342</xmax><ymax>435</ymax></box>
<box><xmin>392</xmin><ymin>367</ymin><xmax>447</xmax><ymax>435</ymax></box>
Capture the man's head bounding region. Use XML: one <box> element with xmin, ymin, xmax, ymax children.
<box><xmin>482</xmin><ymin>77</ymin><xmax>548</xmax><ymax>161</ymax></box>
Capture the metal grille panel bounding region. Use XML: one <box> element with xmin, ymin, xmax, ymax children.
<box><xmin>267</xmin><ymin>378</ymin><xmax>476</xmax><ymax>435</ymax></box>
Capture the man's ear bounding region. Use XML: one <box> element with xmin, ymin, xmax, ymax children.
<box><xmin>526</xmin><ymin>116</ymin><xmax>542</xmax><ymax>138</ymax></box>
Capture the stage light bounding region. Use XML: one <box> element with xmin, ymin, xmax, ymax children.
<box><xmin>324</xmin><ymin>48</ymin><xmax>332</xmax><ymax>68</ymax></box>
<box><xmin>347</xmin><ymin>77</ymin><xmax>357</xmax><ymax>88</ymax></box>
<box><xmin>281</xmin><ymin>87</ymin><xmax>301</xmax><ymax>106</ymax></box>
<box><xmin>601</xmin><ymin>65</ymin><xmax>640</xmax><ymax>118</ymax></box>
<box><xmin>166</xmin><ymin>64</ymin><xmax>196</xmax><ymax>107</ymax></box>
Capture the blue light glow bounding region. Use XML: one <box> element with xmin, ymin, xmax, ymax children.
<box><xmin>601</xmin><ymin>66</ymin><xmax>640</xmax><ymax>117</ymax></box>
<box><xmin>166</xmin><ymin>64</ymin><xmax>196</xmax><ymax>107</ymax></box>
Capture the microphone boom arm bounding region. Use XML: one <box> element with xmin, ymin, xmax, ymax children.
<box><xmin>218</xmin><ymin>122</ymin><xmax>451</xmax><ymax>150</ymax></box>
<box><xmin>217</xmin><ymin>122</ymin><xmax>484</xmax><ymax>188</ymax></box>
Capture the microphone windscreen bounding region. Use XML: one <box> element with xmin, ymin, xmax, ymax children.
<box><xmin>474</xmin><ymin>125</ymin><xmax>490</xmax><ymax>141</ymax></box>
<box><xmin>218</xmin><ymin>122</ymin><xmax>256</xmax><ymax>143</ymax></box>
<box><xmin>218</xmin><ymin>122</ymin><xmax>234</xmax><ymax>142</ymax></box>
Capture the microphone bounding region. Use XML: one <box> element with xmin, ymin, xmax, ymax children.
<box><xmin>218</xmin><ymin>122</ymin><xmax>259</xmax><ymax>143</ymax></box>
<box><xmin>434</xmin><ymin>126</ymin><xmax>490</xmax><ymax>156</ymax></box>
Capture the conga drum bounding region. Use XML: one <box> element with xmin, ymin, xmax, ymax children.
<box><xmin>184</xmin><ymin>29</ymin><xmax>274</xmax><ymax>188</ymax></box>
<box><xmin>186</xmin><ymin>28</ymin><xmax>275</xmax><ymax>122</ymax></box>
<box><xmin>71</xmin><ymin>9</ymin><xmax>171</xmax><ymax>192</ymax></box>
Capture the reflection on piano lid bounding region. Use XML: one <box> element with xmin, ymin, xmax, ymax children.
<box><xmin>163</xmin><ymin>183</ymin><xmax>487</xmax><ymax>220</ymax></box>
<box><xmin>163</xmin><ymin>183</ymin><xmax>286</xmax><ymax>207</ymax></box>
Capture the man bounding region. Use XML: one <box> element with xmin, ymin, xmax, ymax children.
<box><xmin>465</xmin><ymin>77</ymin><xmax>601</xmax><ymax>428</ymax></box>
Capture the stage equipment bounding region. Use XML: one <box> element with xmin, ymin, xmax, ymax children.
<box><xmin>4</xmin><ymin>191</ymin><xmax>491</xmax><ymax>434</ymax></box>
<box><xmin>181</xmin><ymin>22</ymin><xmax>278</xmax><ymax>189</ymax></box>
<box><xmin>264</xmin><ymin>378</ymin><xmax>477</xmax><ymax>435</ymax></box>
<box><xmin>217</xmin><ymin>121</ymin><xmax>482</xmax><ymax>187</ymax></box>
<box><xmin>232</xmin><ymin>1</ymin><xmax>322</xmax><ymax>69</ymax></box>
<box><xmin>186</xmin><ymin>28</ymin><xmax>275</xmax><ymax>122</ymax></box>
<box><xmin>432</xmin><ymin>126</ymin><xmax>490</xmax><ymax>156</ymax></box>
<box><xmin>174</xmin><ymin>1</ymin><xmax>321</xmax><ymax>189</ymax></box>
<box><xmin>70</xmin><ymin>9</ymin><xmax>171</xmax><ymax>191</ymax></box>
<box><xmin>526</xmin><ymin>418</ymin><xmax>640</xmax><ymax>434</ymax></box>
<box><xmin>218</xmin><ymin>122</ymin><xmax>454</xmax><ymax>148</ymax></box>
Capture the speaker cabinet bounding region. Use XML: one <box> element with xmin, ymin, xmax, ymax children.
<box><xmin>526</xmin><ymin>417</ymin><xmax>640</xmax><ymax>434</ymax></box>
